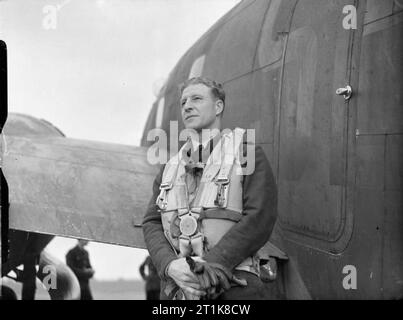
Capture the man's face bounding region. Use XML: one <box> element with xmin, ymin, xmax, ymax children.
<box><xmin>180</xmin><ymin>84</ymin><xmax>220</xmax><ymax>131</ymax></box>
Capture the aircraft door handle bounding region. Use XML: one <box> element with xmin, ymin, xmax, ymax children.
<box><xmin>336</xmin><ymin>85</ymin><xmax>352</xmax><ymax>100</ymax></box>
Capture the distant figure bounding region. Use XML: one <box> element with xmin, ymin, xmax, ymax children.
<box><xmin>21</xmin><ymin>255</ymin><xmax>38</xmax><ymax>300</ymax></box>
<box><xmin>66</xmin><ymin>239</ymin><xmax>95</xmax><ymax>300</ymax></box>
<box><xmin>139</xmin><ymin>255</ymin><xmax>160</xmax><ymax>300</ymax></box>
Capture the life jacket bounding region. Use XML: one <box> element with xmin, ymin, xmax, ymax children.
<box><xmin>156</xmin><ymin>128</ymin><xmax>260</xmax><ymax>275</ymax></box>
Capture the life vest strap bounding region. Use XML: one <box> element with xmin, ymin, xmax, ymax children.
<box><xmin>214</xmin><ymin>182</ymin><xmax>229</xmax><ymax>207</ymax></box>
<box><xmin>213</xmin><ymin>128</ymin><xmax>245</xmax><ymax>208</ymax></box>
<box><xmin>199</xmin><ymin>208</ymin><xmax>242</xmax><ymax>222</ymax></box>
<box><xmin>157</xmin><ymin>159</ymin><xmax>181</xmax><ymax>210</ymax></box>
<box><xmin>156</xmin><ymin>182</ymin><xmax>173</xmax><ymax>210</ymax></box>
<box><xmin>179</xmin><ymin>233</ymin><xmax>204</xmax><ymax>257</ymax></box>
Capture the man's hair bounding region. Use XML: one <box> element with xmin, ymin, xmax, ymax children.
<box><xmin>179</xmin><ymin>77</ymin><xmax>226</xmax><ymax>105</ymax></box>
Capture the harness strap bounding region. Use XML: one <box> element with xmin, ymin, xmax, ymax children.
<box><xmin>198</xmin><ymin>208</ymin><xmax>242</xmax><ymax>222</ymax></box>
<box><xmin>214</xmin><ymin>128</ymin><xmax>245</xmax><ymax>207</ymax></box>
<box><xmin>156</xmin><ymin>163</ymin><xmax>178</xmax><ymax>210</ymax></box>
<box><xmin>156</xmin><ymin>139</ymin><xmax>192</xmax><ymax>210</ymax></box>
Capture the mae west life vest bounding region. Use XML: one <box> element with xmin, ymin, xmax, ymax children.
<box><xmin>156</xmin><ymin>128</ymin><xmax>260</xmax><ymax>275</ymax></box>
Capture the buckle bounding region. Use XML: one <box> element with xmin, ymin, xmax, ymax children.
<box><xmin>215</xmin><ymin>177</ymin><xmax>229</xmax><ymax>185</ymax></box>
<box><xmin>190</xmin><ymin>234</ymin><xmax>204</xmax><ymax>257</ymax></box>
<box><xmin>179</xmin><ymin>236</ymin><xmax>192</xmax><ymax>257</ymax></box>
<box><xmin>178</xmin><ymin>208</ymin><xmax>189</xmax><ymax>217</ymax></box>
<box><xmin>214</xmin><ymin>181</ymin><xmax>229</xmax><ymax>207</ymax></box>
<box><xmin>156</xmin><ymin>183</ymin><xmax>173</xmax><ymax>210</ymax></box>
<box><xmin>178</xmin><ymin>233</ymin><xmax>204</xmax><ymax>257</ymax></box>
<box><xmin>179</xmin><ymin>215</ymin><xmax>198</xmax><ymax>236</ymax></box>
<box><xmin>190</xmin><ymin>207</ymin><xmax>202</xmax><ymax>219</ymax></box>
<box><xmin>160</xmin><ymin>182</ymin><xmax>173</xmax><ymax>190</ymax></box>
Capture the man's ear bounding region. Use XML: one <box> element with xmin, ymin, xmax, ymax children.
<box><xmin>215</xmin><ymin>100</ymin><xmax>224</xmax><ymax>117</ymax></box>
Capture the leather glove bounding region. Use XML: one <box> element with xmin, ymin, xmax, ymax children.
<box><xmin>186</xmin><ymin>257</ymin><xmax>247</xmax><ymax>299</ymax></box>
<box><xmin>188</xmin><ymin>258</ymin><xmax>217</xmax><ymax>289</ymax></box>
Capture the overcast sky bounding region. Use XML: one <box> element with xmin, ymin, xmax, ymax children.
<box><xmin>0</xmin><ymin>0</ymin><xmax>239</xmax><ymax>281</ymax></box>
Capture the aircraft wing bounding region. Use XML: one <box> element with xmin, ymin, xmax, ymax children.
<box><xmin>1</xmin><ymin>134</ymin><xmax>159</xmax><ymax>249</ymax></box>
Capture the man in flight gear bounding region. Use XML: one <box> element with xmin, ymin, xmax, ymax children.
<box><xmin>142</xmin><ymin>77</ymin><xmax>278</xmax><ymax>300</ymax></box>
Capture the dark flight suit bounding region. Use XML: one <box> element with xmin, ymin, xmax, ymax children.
<box><xmin>139</xmin><ymin>256</ymin><xmax>161</xmax><ymax>300</ymax></box>
<box><xmin>66</xmin><ymin>245</ymin><xmax>94</xmax><ymax>300</ymax></box>
<box><xmin>21</xmin><ymin>255</ymin><xmax>37</xmax><ymax>300</ymax></box>
<box><xmin>143</xmin><ymin>136</ymin><xmax>278</xmax><ymax>300</ymax></box>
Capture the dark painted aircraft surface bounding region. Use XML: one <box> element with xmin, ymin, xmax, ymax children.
<box><xmin>1</xmin><ymin>0</ymin><xmax>402</xmax><ymax>299</ymax></box>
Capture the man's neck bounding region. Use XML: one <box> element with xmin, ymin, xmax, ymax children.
<box><xmin>200</xmin><ymin>130</ymin><xmax>220</xmax><ymax>146</ymax></box>
<box><xmin>191</xmin><ymin>123</ymin><xmax>221</xmax><ymax>148</ymax></box>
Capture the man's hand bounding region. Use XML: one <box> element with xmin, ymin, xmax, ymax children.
<box><xmin>189</xmin><ymin>257</ymin><xmax>231</xmax><ymax>299</ymax></box>
<box><xmin>188</xmin><ymin>257</ymin><xmax>247</xmax><ymax>299</ymax></box>
<box><xmin>167</xmin><ymin>258</ymin><xmax>206</xmax><ymax>298</ymax></box>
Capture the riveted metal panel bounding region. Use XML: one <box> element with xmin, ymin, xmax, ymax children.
<box><xmin>393</xmin><ymin>0</ymin><xmax>403</xmax><ymax>13</ymax></box>
<box><xmin>204</xmin><ymin>0</ymin><xmax>269</xmax><ymax>82</ymax></box>
<box><xmin>221</xmin><ymin>74</ymin><xmax>254</xmax><ymax>130</ymax></box>
<box><xmin>250</xmin><ymin>66</ymin><xmax>281</xmax><ymax>145</ymax></box>
<box><xmin>254</xmin><ymin>0</ymin><xmax>297</xmax><ymax>69</ymax></box>
<box><xmin>356</xmin><ymin>135</ymin><xmax>385</xmax><ymax>190</ymax></box>
<box><xmin>385</xmin><ymin>134</ymin><xmax>403</xmax><ymax>191</ymax></box>
<box><xmin>364</xmin><ymin>0</ymin><xmax>394</xmax><ymax>24</ymax></box>
<box><xmin>383</xmin><ymin>190</ymin><xmax>403</xmax><ymax>298</ymax></box>
<box><xmin>358</xmin><ymin>13</ymin><xmax>403</xmax><ymax>134</ymax></box>
<box><xmin>277</xmin><ymin>0</ymin><xmax>353</xmax><ymax>247</ymax></box>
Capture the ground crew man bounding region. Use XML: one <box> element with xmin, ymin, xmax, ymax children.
<box><xmin>139</xmin><ymin>255</ymin><xmax>161</xmax><ymax>300</ymax></box>
<box><xmin>66</xmin><ymin>239</ymin><xmax>95</xmax><ymax>300</ymax></box>
<box><xmin>142</xmin><ymin>77</ymin><xmax>277</xmax><ymax>300</ymax></box>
